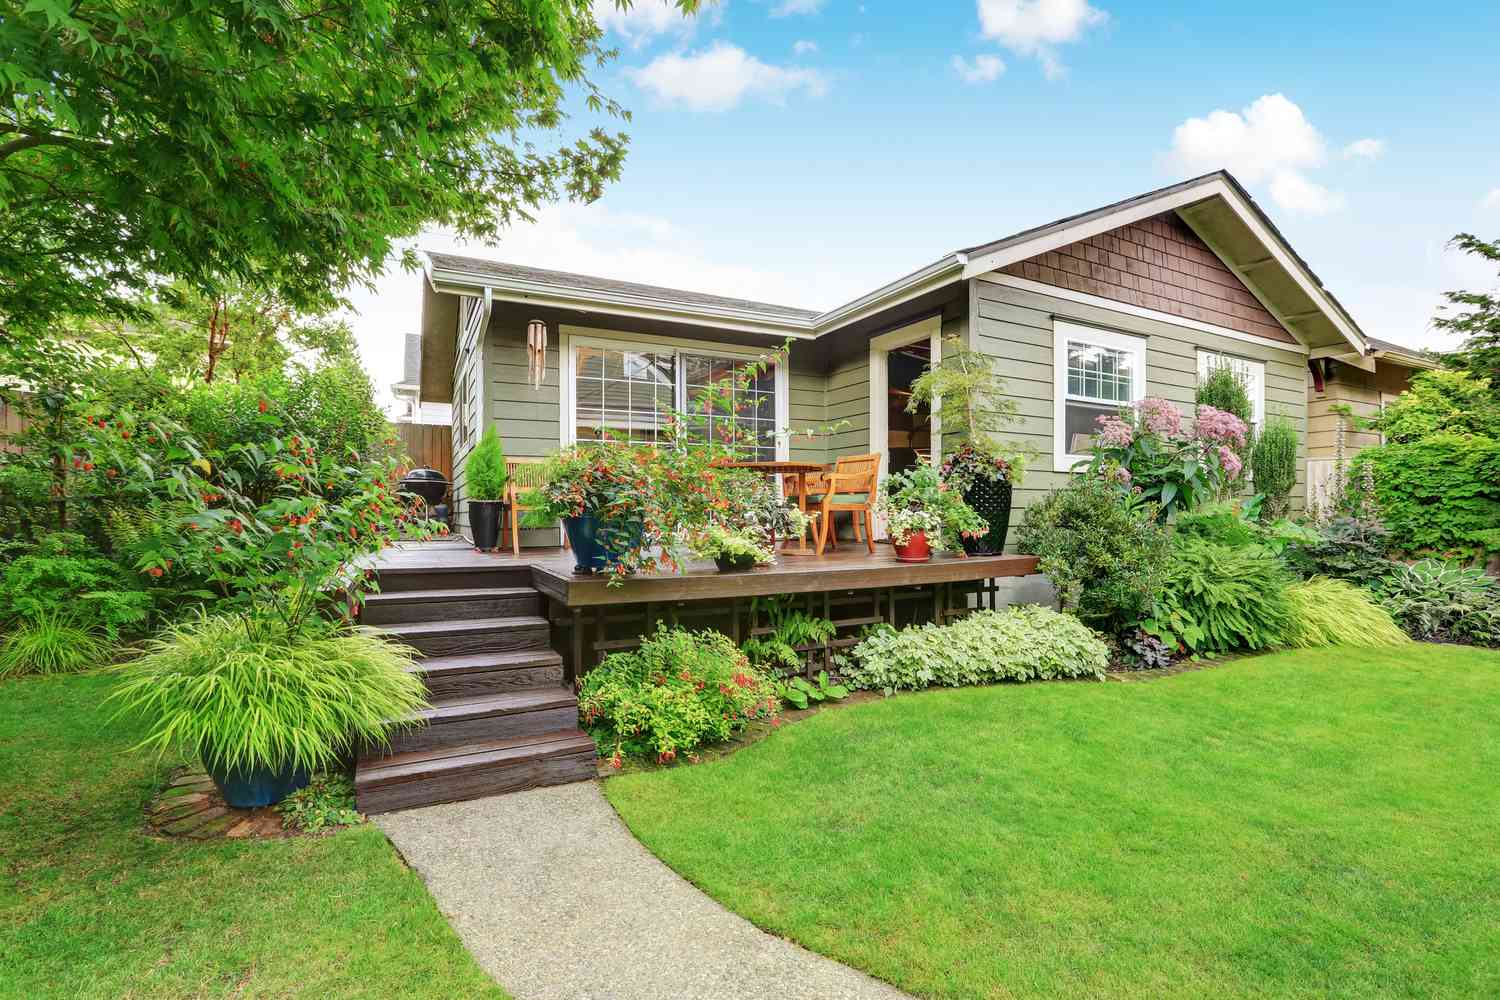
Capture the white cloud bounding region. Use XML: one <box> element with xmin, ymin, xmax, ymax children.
<box><xmin>976</xmin><ymin>0</ymin><xmax>1107</xmax><ymax>78</ymax></box>
<box><xmin>627</xmin><ymin>43</ymin><xmax>828</xmax><ymax>111</ymax></box>
<box><xmin>1482</xmin><ymin>188</ymin><xmax>1500</xmax><ymax>210</ymax></box>
<box><xmin>591</xmin><ymin>0</ymin><xmax>695</xmax><ymax>47</ymax></box>
<box><xmin>1168</xmin><ymin>93</ymin><xmax>1350</xmax><ymax>215</ymax></box>
<box><xmin>771</xmin><ymin>0</ymin><xmax>824</xmax><ymax>15</ymax></box>
<box><xmin>952</xmin><ymin>54</ymin><xmax>1006</xmax><ymax>83</ymax></box>
<box><xmin>793</xmin><ymin>39</ymin><xmax>818</xmax><ymax>54</ymax></box>
<box><xmin>1343</xmin><ymin>137</ymin><xmax>1385</xmax><ymax>160</ymax></box>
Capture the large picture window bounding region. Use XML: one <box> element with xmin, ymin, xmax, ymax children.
<box><xmin>1053</xmin><ymin>322</ymin><xmax>1146</xmax><ymax>470</ymax></box>
<box><xmin>569</xmin><ymin>337</ymin><xmax>781</xmax><ymax>460</ymax></box>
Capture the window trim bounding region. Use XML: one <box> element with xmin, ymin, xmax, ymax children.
<box><xmin>559</xmin><ymin>325</ymin><xmax>790</xmax><ymax>461</ymax></box>
<box><xmin>1197</xmin><ymin>349</ymin><xmax>1265</xmax><ymax>432</ymax></box>
<box><xmin>1052</xmin><ymin>320</ymin><xmax>1147</xmax><ymax>472</ymax></box>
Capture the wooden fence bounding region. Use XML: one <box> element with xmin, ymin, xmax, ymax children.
<box><xmin>393</xmin><ymin>422</ymin><xmax>452</xmax><ymax>480</ymax></box>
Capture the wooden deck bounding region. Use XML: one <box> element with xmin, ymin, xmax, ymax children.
<box><xmin>373</xmin><ymin>540</ymin><xmax>1039</xmax><ymax>608</ymax></box>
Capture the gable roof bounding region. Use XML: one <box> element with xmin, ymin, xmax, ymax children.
<box><xmin>422</xmin><ymin>170</ymin><xmax>1371</xmax><ymax>355</ymax></box>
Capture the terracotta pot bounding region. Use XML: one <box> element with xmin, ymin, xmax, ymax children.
<box><xmin>892</xmin><ymin>530</ymin><xmax>932</xmax><ymax>563</ymax></box>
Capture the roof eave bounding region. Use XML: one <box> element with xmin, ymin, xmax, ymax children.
<box><xmin>811</xmin><ymin>254</ymin><xmax>965</xmax><ymax>335</ymax></box>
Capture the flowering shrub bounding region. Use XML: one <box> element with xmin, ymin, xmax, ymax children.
<box><xmin>578</xmin><ymin>625</ymin><xmax>778</xmax><ymax>763</ymax></box>
<box><xmin>845</xmin><ymin>605</ymin><xmax>1109</xmax><ymax>694</ymax></box>
<box><xmin>1081</xmin><ymin>397</ymin><xmax>1248</xmax><ymax>518</ymax></box>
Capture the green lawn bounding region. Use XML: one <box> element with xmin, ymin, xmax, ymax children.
<box><xmin>606</xmin><ymin>645</ymin><xmax>1500</xmax><ymax>1000</ymax></box>
<box><xmin>0</xmin><ymin>671</ymin><xmax>507</xmax><ymax>1000</ymax></box>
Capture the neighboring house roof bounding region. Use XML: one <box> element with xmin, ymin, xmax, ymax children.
<box><xmin>1363</xmin><ymin>335</ymin><xmax>1440</xmax><ymax>370</ymax></box>
<box><xmin>422</xmin><ymin>170</ymin><xmax>1382</xmax><ymax>397</ymax></box>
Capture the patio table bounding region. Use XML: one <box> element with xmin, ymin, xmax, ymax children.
<box><xmin>716</xmin><ymin>459</ymin><xmax>827</xmax><ymax>554</ymax></box>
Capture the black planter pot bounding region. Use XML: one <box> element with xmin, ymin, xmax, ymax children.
<box><xmin>961</xmin><ymin>477</ymin><xmax>1014</xmax><ymax>556</ymax></box>
<box><xmin>563</xmin><ymin>514</ymin><xmax>644</xmax><ymax>574</ymax></box>
<box><xmin>205</xmin><ymin>756</ymin><xmax>310</xmax><ymax>809</ymax></box>
<box><xmin>469</xmin><ymin>499</ymin><xmax>505</xmax><ymax>551</ymax></box>
<box><xmin>714</xmin><ymin>552</ymin><xmax>759</xmax><ymax>573</ymax></box>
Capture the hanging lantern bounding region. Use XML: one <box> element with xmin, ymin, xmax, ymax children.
<box><xmin>526</xmin><ymin>319</ymin><xmax>547</xmax><ymax>390</ymax></box>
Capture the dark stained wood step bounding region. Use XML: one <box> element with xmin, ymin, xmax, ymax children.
<box><xmin>356</xmin><ymin>729</ymin><xmax>597</xmax><ymax>814</ymax></box>
<box><xmin>411</xmin><ymin>650</ymin><xmax>565</xmax><ymax>700</ymax></box>
<box><xmin>361</xmin><ymin>586</ymin><xmax>541</xmax><ymax>625</ymax></box>
<box><xmin>375</xmin><ymin>564</ymin><xmax>533</xmax><ymax>593</ymax></box>
<box><xmin>377</xmin><ymin>615</ymin><xmax>551</xmax><ymax>658</ymax></box>
<box><xmin>384</xmin><ymin>687</ymin><xmax>579</xmax><ymax>754</ymax></box>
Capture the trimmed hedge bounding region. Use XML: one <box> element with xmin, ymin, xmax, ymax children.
<box><xmin>1353</xmin><ymin>434</ymin><xmax>1500</xmax><ymax>559</ymax></box>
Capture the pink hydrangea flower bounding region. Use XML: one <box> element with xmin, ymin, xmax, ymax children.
<box><xmin>1095</xmin><ymin>414</ymin><xmax>1135</xmax><ymax>448</ymax></box>
<box><xmin>1217</xmin><ymin>445</ymin><xmax>1244</xmax><ymax>480</ymax></box>
<box><xmin>1196</xmin><ymin>405</ymin><xmax>1248</xmax><ymax>449</ymax></box>
<box><xmin>1135</xmin><ymin>397</ymin><xmax>1183</xmax><ymax>437</ymax></box>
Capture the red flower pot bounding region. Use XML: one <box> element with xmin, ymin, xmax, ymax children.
<box><xmin>892</xmin><ymin>530</ymin><xmax>931</xmax><ymax>562</ymax></box>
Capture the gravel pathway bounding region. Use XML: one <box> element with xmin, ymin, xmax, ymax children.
<box><xmin>377</xmin><ymin>782</ymin><xmax>913</xmax><ymax>1000</ymax></box>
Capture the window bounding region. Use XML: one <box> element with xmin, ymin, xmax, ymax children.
<box><xmin>569</xmin><ymin>338</ymin><xmax>781</xmax><ymax>460</ymax></box>
<box><xmin>1053</xmin><ymin>322</ymin><xmax>1146</xmax><ymax>470</ymax></box>
<box><xmin>1197</xmin><ymin>350</ymin><xmax>1265</xmax><ymax>431</ymax></box>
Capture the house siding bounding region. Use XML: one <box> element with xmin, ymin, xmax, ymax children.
<box><xmin>449</xmin><ymin>299</ymin><xmax>490</xmax><ymax>537</ymax></box>
<box><xmin>972</xmin><ymin>278</ymin><xmax>1309</xmax><ymax>549</ymax></box>
<box><xmin>999</xmin><ymin>211</ymin><xmax>1297</xmax><ymax>346</ymax></box>
<box><xmin>825</xmin><ymin>353</ymin><xmax>870</xmax><ymax>460</ymax></box>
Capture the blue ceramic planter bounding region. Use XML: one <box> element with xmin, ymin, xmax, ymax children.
<box><xmin>205</xmin><ymin>757</ymin><xmax>310</xmax><ymax>808</ymax></box>
<box><xmin>563</xmin><ymin>514</ymin><xmax>643</xmax><ymax>574</ymax></box>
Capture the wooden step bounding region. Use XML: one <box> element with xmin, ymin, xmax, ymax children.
<box><xmin>356</xmin><ymin>729</ymin><xmax>597</xmax><ymax>814</ymax></box>
<box><xmin>377</xmin><ymin>616</ymin><xmax>550</xmax><ymax>658</ymax></box>
<box><xmin>385</xmin><ymin>687</ymin><xmax>579</xmax><ymax>755</ymax></box>
<box><xmin>376</xmin><ymin>564</ymin><xmax>533</xmax><ymax>593</ymax></box>
<box><xmin>412</xmin><ymin>650</ymin><xmax>565</xmax><ymax>700</ymax></box>
<box><xmin>361</xmin><ymin>586</ymin><xmax>541</xmax><ymax>625</ymax></box>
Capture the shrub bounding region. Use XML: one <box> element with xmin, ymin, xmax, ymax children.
<box><xmin>1081</xmin><ymin>397</ymin><xmax>1248</xmax><ymax>516</ymax></box>
<box><xmin>1283</xmin><ymin>578</ymin><xmax>1411</xmax><ymax>648</ymax></box>
<box><xmin>0</xmin><ymin>532</ymin><xmax>151</xmax><ymax>637</ymax></box>
<box><xmin>1144</xmin><ymin>537</ymin><xmax>1292</xmax><ymax>653</ymax></box>
<box><xmin>578</xmin><ymin>626</ymin><xmax>778</xmax><ymax>764</ymax></box>
<box><xmin>1368</xmin><ymin>369</ymin><xmax>1500</xmax><ymax>443</ymax></box>
<box><xmin>846</xmin><ymin>605</ymin><xmax>1109</xmax><ymax>694</ymax></box>
<box><xmin>1377</xmin><ymin>560</ymin><xmax>1500</xmax><ymax>646</ymax></box>
<box><xmin>1250</xmin><ymin>416</ymin><xmax>1299</xmax><ymax>520</ymax></box>
<box><xmin>1282</xmin><ymin>515</ymin><xmax>1400</xmax><ymax>587</ymax></box>
<box><xmin>109</xmin><ymin>612</ymin><xmax>428</xmax><ymax>774</ymax></box>
<box><xmin>1352</xmin><ymin>434</ymin><xmax>1500</xmax><ymax>560</ymax></box>
<box><xmin>464</xmin><ymin>427</ymin><xmax>508</xmax><ymax>502</ymax></box>
<box><xmin>1017</xmin><ymin>475</ymin><xmax>1169</xmax><ymax>635</ymax></box>
<box><xmin>0</xmin><ymin>613</ymin><xmax>114</xmax><ymax>678</ymax></box>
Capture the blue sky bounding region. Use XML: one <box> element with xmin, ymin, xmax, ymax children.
<box><xmin>349</xmin><ymin>0</ymin><xmax>1500</xmax><ymax>407</ymax></box>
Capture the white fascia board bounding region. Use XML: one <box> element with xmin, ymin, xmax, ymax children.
<box><xmin>961</xmin><ymin>176</ymin><xmax>1368</xmax><ymax>357</ymax></box>
<box><xmin>811</xmin><ymin>255</ymin><xmax>965</xmax><ymax>334</ymax></box>
<box><xmin>426</xmin><ymin>267</ymin><xmax>816</xmax><ymax>341</ymax></box>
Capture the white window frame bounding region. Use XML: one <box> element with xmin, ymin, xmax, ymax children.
<box><xmin>1052</xmin><ymin>321</ymin><xmax>1147</xmax><ymax>472</ymax></box>
<box><xmin>1197</xmin><ymin>349</ymin><xmax>1265</xmax><ymax>432</ymax></box>
<box><xmin>558</xmin><ymin>325</ymin><xmax>789</xmax><ymax>460</ymax></box>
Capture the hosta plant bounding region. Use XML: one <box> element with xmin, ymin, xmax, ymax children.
<box><xmin>774</xmin><ymin>670</ymin><xmax>850</xmax><ymax>710</ymax></box>
<box><xmin>1377</xmin><ymin>560</ymin><xmax>1500</xmax><ymax>646</ymax></box>
<box><xmin>109</xmin><ymin>605</ymin><xmax>428</xmax><ymax>776</ymax></box>
<box><xmin>1282</xmin><ymin>577</ymin><xmax>1411</xmax><ymax>648</ymax></box>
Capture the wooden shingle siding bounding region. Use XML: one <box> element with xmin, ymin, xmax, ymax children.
<box><xmin>999</xmin><ymin>211</ymin><xmax>1296</xmax><ymax>345</ymax></box>
<box><xmin>972</xmin><ymin>279</ymin><xmax>1310</xmax><ymax>549</ymax></box>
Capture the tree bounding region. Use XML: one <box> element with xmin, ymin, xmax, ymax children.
<box><xmin>0</xmin><ymin>1</ymin><xmax>694</xmax><ymax>333</ymax></box>
<box><xmin>1435</xmin><ymin>233</ymin><xmax>1500</xmax><ymax>400</ymax></box>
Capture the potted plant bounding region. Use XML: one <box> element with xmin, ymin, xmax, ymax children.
<box><xmin>523</xmin><ymin>443</ymin><xmax>655</xmax><ymax>576</ymax></box>
<box><xmin>877</xmin><ymin>460</ymin><xmax>987</xmax><ymax>563</ymax></box>
<box><xmin>109</xmin><ymin>602</ymin><xmax>428</xmax><ymax>808</ymax></box>
<box><xmin>464</xmin><ymin>428</ymin><xmax>507</xmax><ymax>551</ymax></box>
<box><xmin>695</xmin><ymin>523</ymin><xmax>774</xmax><ymax>572</ymax></box>
<box><xmin>907</xmin><ymin>336</ymin><xmax>1030</xmax><ymax>555</ymax></box>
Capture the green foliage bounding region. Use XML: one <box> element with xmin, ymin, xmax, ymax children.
<box><xmin>0</xmin><ymin>612</ymin><xmax>113</xmax><ymax>677</ymax></box>
<box><xmin>1370</xmin><ymin>369</ymin><xmax>1500</xmax><ymax>443</ymax></box>
<box><xmin>1</xmin><ymin>0</ymin><xmax>664</xmax><ymax>330</ymax></box>
<box><xmin>1250</xmin><ymin>416</ymin><xmax>1299</xmax><ymax>520</ymax></box>
<box><xmin>877</xmin><ymin>458</ymin><xmax>988</xmax><ymax>549</ymax></box>
<box><xmin>1377</xmin><ymin>560</ymin><xmax>1500</xmax><ymax>647</ymax></box>
<box><xmin>908</xmin><ymin>336</ymin><xmax>1028</xmax><ymax>478</ymax></box>
<box><xmin>1144</xmin><ymin>538</ymin><xmax>1293</xmax><ymax>654</ymax></box>
<box><xmin>1282</xmin><ymin>578</ymin><xmax>1411</xmax><ymax>648</ymax></box>
<box><xmin>694</xmin><ymin>523</ymin><xmax>773</xmax><ymax>565</ymax></box>
<box><xmin>1282</xmin><ymin>516</ymin><xmax>1400</xmax><ymax>587</ymax></box>
<box><xmin>0</xmin><ymin>531</ymin><xmax>150</xmax><ymax>636</ymax></box>
<box><xmin>774</xmin><ymin>671</ymin><xmax>850</xmax><ymax>710</ymax></box>
<box><xmin>846</xmin><ymin>605</ymin><xmax>1109</xmax><ymax>694</ymax></box>
<box><xmin>1082</xmin><ymin>397</ymin><xmax>1249</xmax><ymax>516</ymax></box>
<box><xmin>579</xmin><ymin>626</ymin><xmax>778</xmax><ymax>764</ymax></box>
<box><xmin>464</xmin><ymin>428</ymin><xmax>508</xmax><ymax>502</ymax></box>
<box><xmin>1352</xmin><ymin>434</ymin><xmax>1500</xmax><ymax>559</ymax></box>
<box><xmin>742</xmin><ymin>596</ymin><xmax>837</xmax><ymax>675</ymax></box>
<box><xmin>1017</xmin><ymin>475</ymin><xmax>1170</xmax><ymax>635</ymax></box>
<box><xmin>109</xmin><ymin>613</ymin><xmax>428</xmax><ymax>774</ymax></box>
<box><xmin>1196</xmin><ymin>364</ymin><xmax>1254</xmax><ymax>431</ymax></box>
<box><xmin>278</xmin><ymin>772</ymin><xmax>363</xmax><ymax>833</ymax></box>
<box><xmin>1432</xmin><ymin>234</ymin><xmax>1500</xmax><ymax>404</ymax></box>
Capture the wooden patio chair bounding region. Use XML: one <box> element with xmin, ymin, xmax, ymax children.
<box><xmin>814</xmin><ymin>453</ymin><xmax>881</xmax><ymax>555</ymax></box>
<box><xmin>502</xmin><ymin>457</ymin><xmax>563</xmax><ymax>557</ymax></box>
<box><xmin>782</xmin><ymin>467</ymin><xmax>829</xmax><ymax>551</ymax></box>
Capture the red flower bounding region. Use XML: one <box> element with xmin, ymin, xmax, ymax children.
<box><xmin>147</xmin><ymin>567</ymin><xmax>163</xmax><ymax>578</ymax></box>
<box><xmin>258</xmin><ymin>399</ymin><xmax>268</xmax><ymax>413</ymax></box>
